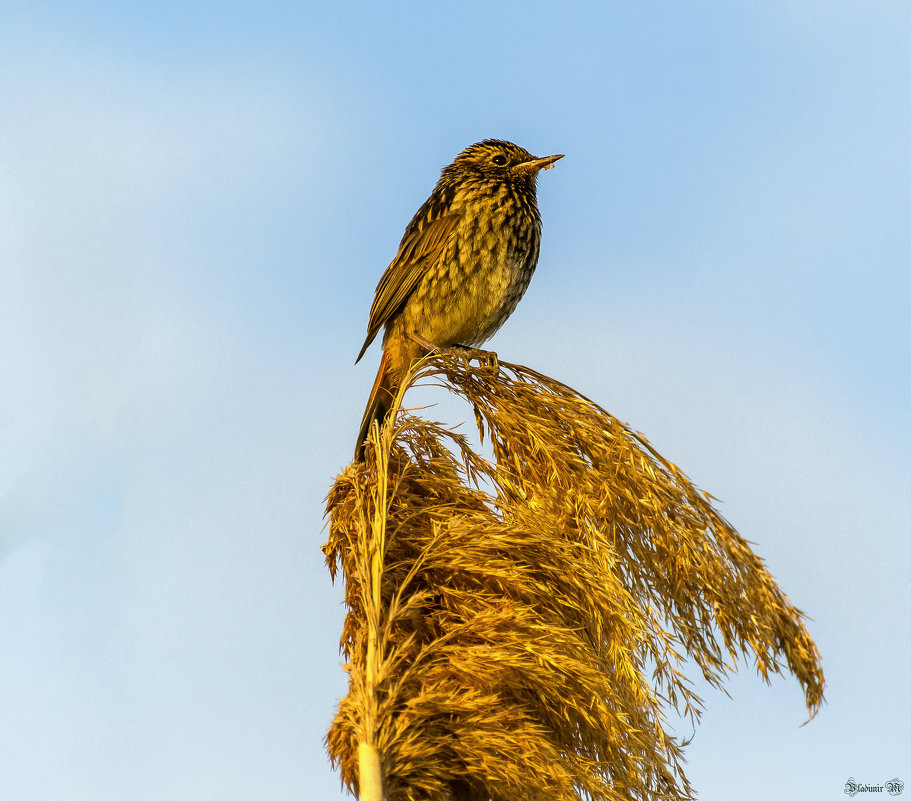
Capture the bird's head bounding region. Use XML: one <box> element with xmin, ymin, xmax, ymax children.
<box><xmin>441</xmin><ymin>140</ymin><xmax>563</xmax><ymax>188</ymax></box>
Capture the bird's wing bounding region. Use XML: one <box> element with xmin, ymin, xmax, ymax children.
<box><xmin>355</xmin><ymin>189</ymin><xmax>461</xmax><ymax>363</ymax></box>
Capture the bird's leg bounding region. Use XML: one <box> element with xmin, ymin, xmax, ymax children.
<box><xmin>406</xmin><ymin>332</ymin><xmax>440</xmax><ymax>353</ymax></box>
<box><xmin>406</xmin><ymin>332</ymin><xmax>499</xmax><ymax>374</ymax></box>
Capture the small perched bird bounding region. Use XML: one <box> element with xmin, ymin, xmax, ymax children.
<box><xmin>355</xmin><ymin>139</ymin><xmax>563</xmax><ymax>458</ymax></box>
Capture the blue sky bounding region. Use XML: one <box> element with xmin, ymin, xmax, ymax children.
<box><xmin>1</xmin><ymin>2</ymin><xmax>909</xmax><ymax>799</ymax></box>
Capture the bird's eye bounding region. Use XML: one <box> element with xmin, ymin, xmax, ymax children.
<box><xmin>491</xmin><ymin>154</ymin><xmax>508</xmax><ymax>166</ymax></box>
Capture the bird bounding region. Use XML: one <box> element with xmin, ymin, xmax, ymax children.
<box><xmin>354</xmin><ymin>139</ymin><xmax>563</xmax><ymax>459</ymax></box>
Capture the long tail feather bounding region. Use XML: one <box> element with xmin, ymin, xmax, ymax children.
<box><xmin>355</xmin><ymin>348</ymin><xmax>393</xmax><ymax>460</ymax></box>
<box><xmin>355</xmin><ymin>335</ymin><xmax>427</xmax><ymax>461</ymax></box>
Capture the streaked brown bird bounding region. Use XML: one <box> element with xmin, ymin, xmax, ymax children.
<box><xmin>355</xmin><ymin>139</ymin><xmax>563</xmax><ymax>458</ymax></box>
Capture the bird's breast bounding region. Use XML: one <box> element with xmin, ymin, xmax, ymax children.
<box><xmin>402</xmin><ymin>188</ymin><xmax>541</xmax><ymax>347</ymax></box>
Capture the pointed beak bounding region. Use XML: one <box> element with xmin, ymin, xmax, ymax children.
<box><xmin>516</xmin><ymin>153</ymin><xmax>564</xmax><ymax>176</ymax></box>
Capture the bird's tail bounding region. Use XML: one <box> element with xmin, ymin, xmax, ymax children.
<box><xmin>355</xmin><ymin>348</ymin><xmax>396</xmax><ymax>460</ymax></box>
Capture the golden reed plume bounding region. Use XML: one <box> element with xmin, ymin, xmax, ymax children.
<box><xmin>324</xmin><ymin>351</ymin><xmax>824</xmax><ymax>801</ymax></box>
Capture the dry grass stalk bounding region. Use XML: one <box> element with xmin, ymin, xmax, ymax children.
<box><xmin>324</xmin><ymin>350</ymin><xmax>824</xmax><ymax>801</ymax></box>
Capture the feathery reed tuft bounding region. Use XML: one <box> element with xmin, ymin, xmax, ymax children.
<box><xmin>324</xmin><ymin>350</ymin><xmax>824</xmax><ymax>801</ymax></box>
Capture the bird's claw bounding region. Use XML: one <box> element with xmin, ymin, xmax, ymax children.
<box><xmin>447</xmin><ymin>345</ymin><xmax>499</xmax><ymax>374</ymax></box>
